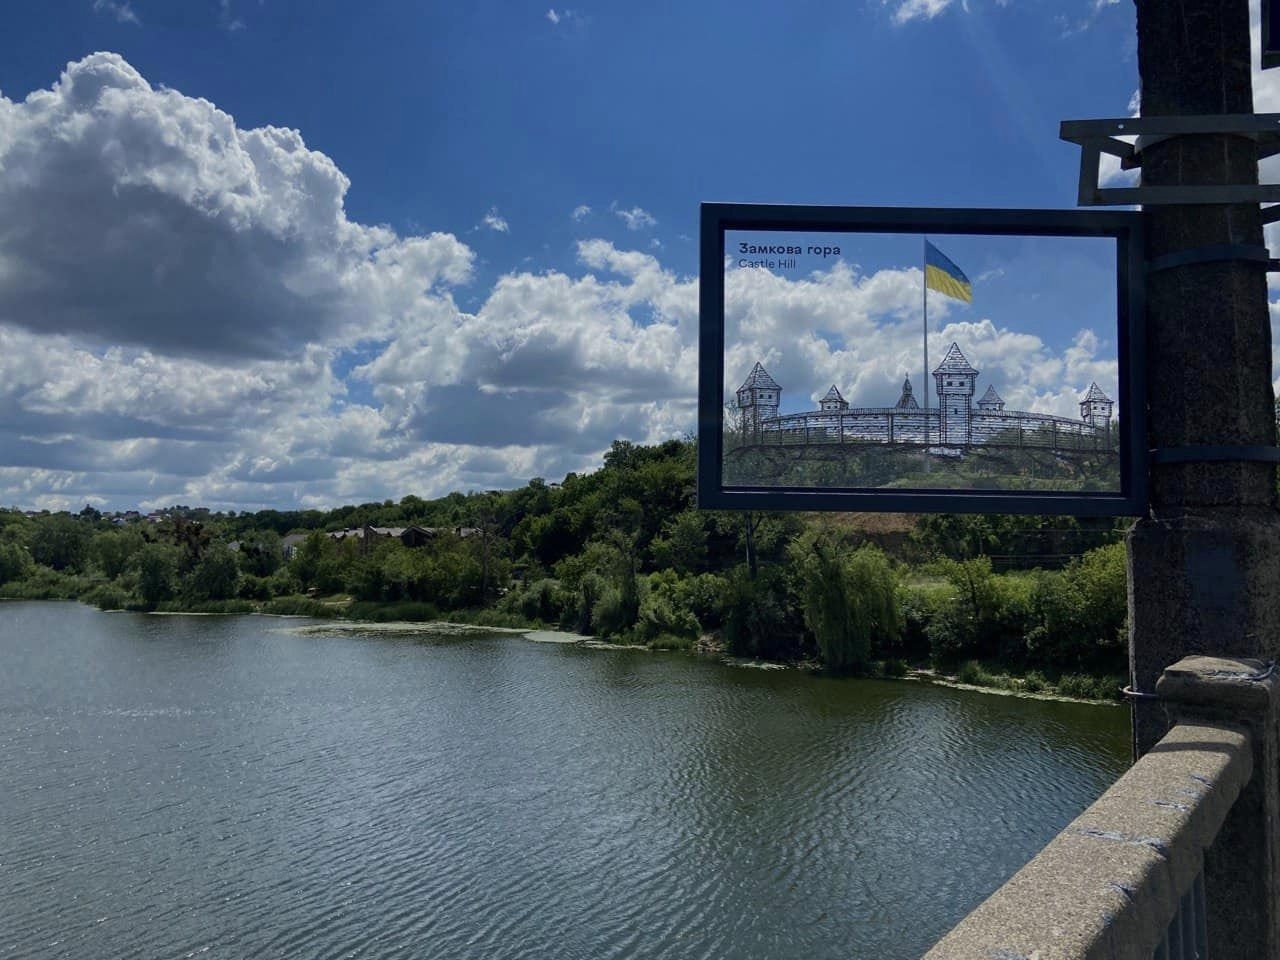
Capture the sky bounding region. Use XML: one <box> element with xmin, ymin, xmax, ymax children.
<box><xmin>0</xmin><ymin>0</ymin><xmax>1275</xmax><ymax>512</ymax></box>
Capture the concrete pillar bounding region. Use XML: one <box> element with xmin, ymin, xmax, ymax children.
<box><xmin>1129</xmin><ymin>0</ymin><xmax>1280</xmax><ymax>756</ymax></box>
<box><xmin>1130</xmin><ymin>3</ymin><xmax>1280</xmax><ymax>955</ymax></box>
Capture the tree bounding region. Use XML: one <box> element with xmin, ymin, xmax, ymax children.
<box><xmin>649</xmin><ymin>511</ymin><xmax>708</xmax><ymax>575</ymax></box>
<box><xmin>134</xmin><ymin>543</ymin><xmax>179</xmax><ymax>606</ymax></box>
<box><xmin>30</xmin><ymin>515</ymin><xmax>91</xmax><ymax>572</ymax></box>
<box><xmin>0</xmin><ymin>541</ymin><xmax>31</xmax><ymax>584</ymax></box>
<box><xmin>186</xmin><ymin>544</ymin><xmax>239</xmax><ymax>602</ymax></box>
<box><xmin>793</xmin><ymin>536</ymin><xmax>900</xmax><ymax>673</ymax></box>
<box><xmin>91</xmin><ymin>528</ymin><xmax>146</xmax><ymax>580</ymax></box>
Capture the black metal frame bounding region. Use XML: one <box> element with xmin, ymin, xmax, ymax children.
<box><xmin>698</xmin><ymin>202</ymin><xmax>1147</xmax><ymax>516</ymax></box>
<box><xmin>1266</xmin><ymin>0</ymin><xmax>1280</xmax><ymax>71</ymax></box>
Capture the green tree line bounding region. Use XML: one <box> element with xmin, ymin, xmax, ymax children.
<box><xmin>0</xmin><ymin>438</ymin><xmax>1129</xmax><ymax>696</ymax></box>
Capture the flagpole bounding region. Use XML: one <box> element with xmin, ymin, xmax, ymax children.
<box><xmin>922</xmin><ymin>235</ymin><xmax>930</xmax><ymax>468</ymax></box>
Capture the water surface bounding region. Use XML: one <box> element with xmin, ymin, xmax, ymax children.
<box><xmin>1</xmin><ymin>602</ymin><xmax>1129</xmax><ymax>959</ymax></box>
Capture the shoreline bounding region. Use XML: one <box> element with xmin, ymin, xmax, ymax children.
<box><xmin>8</xmin><ymin>597</ymin><xmax>1125</xmax><ymax>707</ymax></box>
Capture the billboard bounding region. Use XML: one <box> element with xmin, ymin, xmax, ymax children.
<box><xmin>698</xmin><ymin>204</ymin><xmax>1146</xmax><ymax>515</ymax></box>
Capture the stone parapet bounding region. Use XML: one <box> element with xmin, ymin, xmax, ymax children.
<box><xmin>923</xmin><ymin>654</ymin><xmax>1279</xmax><ymax>960</ymax></box>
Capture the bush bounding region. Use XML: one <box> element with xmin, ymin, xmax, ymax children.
<box><xmin>83</xmin><ymin>582</ymin><xmax>132</xmax><ymax>611</ymax></box>
<box><xmin>719</xmin><ymin>564</ymin><xmax>798</xmax><ymax>660</ymax></box>
<box><xmin>1055</xmin><ymin>673</ymin><xmax>1095</xmax><ymax>699</ymax></box>
<box><xmin>649</xmin><ymin>632</ymin><xmax>694</xmax><ymax>651</ymax></box>
<box><xmin>591</xmin><ymin>585</ymin><xmax>633</xmax><ymax>638</ymax></box>
<box><xmin>237</xmin><ymin>574</ymin><xmax>272</xmax><ymax>601</ymax></box>
<box><xmin>1022</xmin><ymin>669</ymin><xmax>1050</xmax><ymax>693</ymax></box>
<box><xmin>154</xmin><ymin>599</ymin><xmax>255</xmax><ymax>614</ymax></box>
<box><xmin>508</xmin><ymin>578</ymin><xmax>565</xmax><ymax>624</ymax></box>
<box><xmin>344</xmin><ymin>601</ymin><xmax>440</xmax><ymax>622</ymax></box>
<box><xmin>880</xmin><ymin>658</ymin><xmax>909</xmax><ymax>678</ymax></box>
<box><xmin>260</xmin><ymin>596</ymin><xmax>338</xmax><ymax>618</ymax></box>
<box><xmin>0</xmin><ymin>567</ymin><xmax>87</xmax><ymax>599</ymax></box>
<box><xmin>634</xmin><ymin>574</ymin><xmax>701</xmax><ymax>645</ymax></box>
<box><xmin>956</xmin><ymin>660</ymin><xmax>991</xmax><ymax>686</ymax></box>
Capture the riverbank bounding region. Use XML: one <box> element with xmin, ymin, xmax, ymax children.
<box><xmin>5</xmin><ymin>584</ymin><xmax>1128</xmax><ymax>704</ymax></box>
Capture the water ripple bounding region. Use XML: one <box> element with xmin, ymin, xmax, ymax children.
<box><xmin>0</xmin><ymin>603</ymin><xmax>1130</xmax><ymax>960</ymax></box>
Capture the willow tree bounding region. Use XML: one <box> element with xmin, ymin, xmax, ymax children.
<box><xmin>794</xmin><ymin>535</ymin><xmax>900</xmax><ymax>673</ymax></box>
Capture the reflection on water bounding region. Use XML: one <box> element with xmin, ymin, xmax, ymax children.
<box><xmin>1</xmin><ymin>602</ymin><xmax>1129</xmax><ymax>960</ymax></box>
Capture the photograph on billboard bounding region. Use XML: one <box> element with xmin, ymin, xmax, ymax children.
<box><xmin>698</xmin><ymin>205</ymin><xmax>1145</xmax><ymax>515</ymax></box>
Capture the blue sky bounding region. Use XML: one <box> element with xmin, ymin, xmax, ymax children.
<box><xmin>0</xmin><ymin>0</ymin><xmax>1245</xmax><ymax>510</ymax></box>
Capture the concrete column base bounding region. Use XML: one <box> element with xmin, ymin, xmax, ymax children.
<box><xmin>1128</xmin><ymin>510</ymin><xmax>1280</xmax><ymax>754</ymax></box>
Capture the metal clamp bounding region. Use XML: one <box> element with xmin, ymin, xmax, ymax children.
<box><xmin>1060</xmin><ymin>114</ymin><xmax>1280</xmax><ymax>207</ymax></box>
<box><xmin>1149</xmin><ymin>445</ymin><xmax>1280</xmax><ymax>465</ymax></box>
<box><xmin>1146</xmin><ymin>243</ymin><xmax>1278</xmax><ymax>273</ymax></box>
<box><xmin>1121</xmin><ymin>685</ymin><xmax>1161</xmax><ymax>701</ymax></box>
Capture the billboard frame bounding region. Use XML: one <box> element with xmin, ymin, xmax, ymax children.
<box><xmin>697</xmin><ymin>202</ymin><xmax>1147</xmax><ymax>516</ymax></box>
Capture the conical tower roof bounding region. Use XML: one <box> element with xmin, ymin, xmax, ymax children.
<box><xmin>895</xmin><ymin>375</ymin><xmax>919</xmax><ymax>410</ymax></box>
<box><xmin>738</xmin><ymin>361</ymin><xmax>780</xmax><ymax>393</ymax></box>
<box><xmin>1081</xmin><ymin>381</ymin><xmax>1111</xmax><ymax>403</ymax></box>
<box><xmin>821</xmin><ymin>384</ymin><xmax>844</xmax><ymax>403</ymax></box>
<box><xmin>932</xmin><ymin>342</ymin><xmax>978</xmax><ymax>376</ymax></box>
<box><xmin>978</xmin><ymin>384</ymin><xmax>1003</xmax><ymax>404</ymax></box>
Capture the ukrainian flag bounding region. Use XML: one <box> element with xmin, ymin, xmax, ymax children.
<box><xmin>925</xmin><ymin>240</ymin><xmax>973</xmax><ymax>303</ymax></box>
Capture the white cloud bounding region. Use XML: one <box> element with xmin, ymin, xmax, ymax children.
<box><xmin>0</xmin><ymin>53</ymin><xmax>474</xmax><ymax>361</ymax></box>
<box><xmin>0</xmin><ymin>52</ymin><xmax>1124</xmax><ymax>512</ymax></box>
<box><xmin>92</xmin><ymin>0</ymin><xmax>139</xmax><ymax>24</ymax></box>
<box><xmin>889</xmin><ymin>0</ymin><xmax>954</xmax><ymax>24</ymax></box>
<box><xmin>481</xmin><ymin>207</ymin><xmax>510</xmax><ymax>232</ymax></box>
<box><xmin>612</xmin><ymin>203</ymin><xmax>657</xmax><ymax>230</ymax></box>
<box><xmin>546</xmin><ymin>9</ymin><xmax>561</xmax><ymax>24</ymax></box>
<box><xmin>0</xmin><ymin>56</ymin><xmax>709</xmax><ymax>510</ymax></box>
<box><xmin>219</xmin><ymin>0</ymin><xmax>246</xmax><ymax>32</ymax></box>
<box><xmin>571</xmin><ymin>204</ymin><xmax>591</xmax><ymax>221</ymax></box>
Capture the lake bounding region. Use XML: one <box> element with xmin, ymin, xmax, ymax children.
<box><xmin>0</xmin><ymin>601</ymin><xmax>1129</xmax><ymax>959</ymax></box>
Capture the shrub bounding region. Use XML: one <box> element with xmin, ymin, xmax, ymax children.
<box><xmin>83</xmin><ymin>582</ymin><xmax>132</xmax><ymax>611</ymax></box>
<box><xmin>154</xmin><ymin>599</ymin><xmax>254</xmax><ymax>614</ymax></box>
<box><xmin>0</xmin><ymin>567</ymin><xmax>87</xmax><ymax>600</ymax></box>
<box><xmin>880</xmin><ymin>658</ymin><xmax>909</xmax><ymax>678</ymax></box>
<box><xmin>719</xmin><ymin>564</ymin><xmax>796</xmax><ymax>659</ymax></box>
<box><xmin>514</xmin><ymin>578</ymin><xmax>565</xmax><ymax>624</ymax></box>
<box><xmin>260</xmin><ymin>596</ymin><xmax>337</xmax><ymax>618</ymax></box>
<box><xmin>1056</xmin><ymin>673</ymin><xmax>1095</xmax><ymax>699</ymax></box>
<box><xmin>1022</xmin><ymin>670</ymin><xmax>1049</xmax><ymax>693</ymax></box>
<box><xmin>956</xmin><ymin>660</ymin><xmax>990</xmax><ymax>686</ymax></box>
<box><xmin>344</xmin><ymin>601</ymin><xmax>440</xmax><ymax>622</ymax></box>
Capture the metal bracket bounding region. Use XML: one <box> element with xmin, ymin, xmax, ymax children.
<box><xmin>1149</xmin><ymin>445</ymin><xmax>1280</xmax><ymax>465</ymax></box>
<box><xmin>1121</xmin><ymin>685</ymin><xmax>1161</xmax><ymax>701</ymax></box>
<box><xmin>1146</xmin><ymin>243</ymin><xmax>1280</xmax><ymax>274</ymax></box>
<box><xmin>1060</xmin><ymin>115</ymin><xmax>1280</xmax><ymax>207</ymax></box>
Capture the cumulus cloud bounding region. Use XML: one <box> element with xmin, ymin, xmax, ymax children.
<box><xmin>355</xmin><ymin>239</ymin><xmax>699</xmax><ymax>456</ymax></box>
<box><xmin>0</xmin><ymin>53</ymin><xmax>1126</xmax><ymax>512</ymax></box>
<box><xmin>0</xmin><ymin>53</ymin><xmax>474</xmax><ymax>360</ymax></box>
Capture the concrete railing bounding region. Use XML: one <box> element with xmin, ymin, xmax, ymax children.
<box><xmin>923</xmin><ymin>656</ymin><xmax>1280</xmax><ymax>960</ymax></box>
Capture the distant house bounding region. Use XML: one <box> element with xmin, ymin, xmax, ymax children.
<box><xmin>281</xmin><ymin>533</ymin><xmax>309</xmax><ymax>560</ymax></box>
<box><xmin>325</xmin><ymin>524</ymin><xmax>457</xmax><ymax>555</ymax></box>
